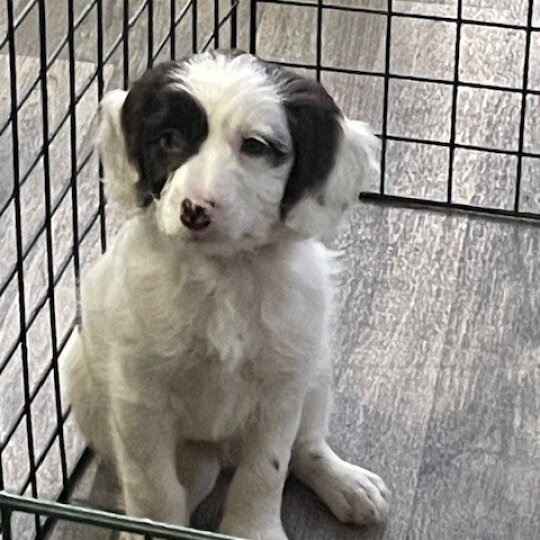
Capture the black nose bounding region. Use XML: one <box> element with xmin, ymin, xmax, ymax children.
<box><xmin>180</xmin><ymin>198</ymin><xmax>211</xmax><ymax>231</ymax></box>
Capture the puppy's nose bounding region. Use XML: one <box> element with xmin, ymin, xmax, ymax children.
<box><xmin>180</xmin><ymin>198</ymin><xmax>212</xmax><ymax>231</ymax></box>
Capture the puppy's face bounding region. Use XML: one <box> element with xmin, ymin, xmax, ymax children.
<box><xmin>98</xmin><ymin>52</ymin><xmax>378</xmax><ymax>247</ymax></box>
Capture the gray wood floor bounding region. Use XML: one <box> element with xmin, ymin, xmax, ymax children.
<box><xmin>0</xmin><ymin>1</ymin><xmax>539</xmax><ymax>540</ymax></box>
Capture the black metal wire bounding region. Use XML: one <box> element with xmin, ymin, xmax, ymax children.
<box><xmin>123</xmin><ymin>0</ymin><xmax>130</xmax><ymax>89</ymax></box>
<box><xmin>152</xmin><ymin>2</ymin><xmax>197</xmax><ymax>63</ymax></box>
<box><xmin>192</xmin><ymin>0</ymin><xmax>198</xmax><ymax>53</ymax></box>
<box><xmin>67</xmin><ymin>0</ymin><xmax>82</xmax><ymax>326</ymax></box>
<box><xmin>6</xmin><ymin>0</ymin><xmax>40</xmax><ymax>533</ymax></box>
<box><xmin>37</xmin><ymin>0</ymin><xmax>68</xmax><ymax>491</ymax></box>
<box><xmin>360</xmin><ymin>192</ymin><xmax>540</xmax><ymax>226</ymax></box>
<box><xmin>96</xmin><ymin>0</ymin><xmax>107</xmax><ymax>253</ymax></box>
<box><xmin>170</xmin><ymin>0</ymin><xmax>176</xmax><ymax>59</ymax></box>
<box><xmin>230</xmin><ymin>0</ymin><xmax>238</xmax><ymax>49</ymax></box>
<box><xmin>148</xmin><ymin>0</ymin><xmax>154</xmax><ymax>68</ymax></box>
<box><xmin>515</xmin><ymin>0</ymin><xmax>536</xmax><ymax>212</ymax></box>
<box><xmin>214</xmin><ymin>0</ymin><xmax>220</xmax><ymax>48</ymax></box>
<box><xmin>1</xmin><ymin>503</ymin><xmax>12</xmax><ymax>540</ymax></box>
<box><xmin>0</xmin><ymin>151</ymin><xmax>94</xmax><ymax>325</ymax></box>
<box><xmin>256</xmin><ymin>0</ymin><xmax>540</xmax><ymax>32</ymax></box>
<box><xmin>0</xmin><ymin>0</ymin><xmax>39</xmax><ymax>50</ymax></box>
<box><xmin>249</xmin><ymin>0</ymin><xmax>257</xmax><ymax>53</ymax></box>
<box><xmin>315</xmin><ymin>0</ymin><xmax>323</xmax><ymax>82</ymax></box>
<box><xmin>379</xmin><ymin>0</ymin><xmax>392</xmax><ymax>195</ymax></box>
<box><xmin>201</xmin><ymin>2</ymin><xmax>240</xmax><ymax>52</ymax></box>
<box><xmin>0</xmin><ymin>0</ymin><xmax>98</xmax><ymax>141</ymax></box>
<box><xmin>447</xmin><ymin>0</ymin><xmax>463</xmax><ymax>204</ymax></box>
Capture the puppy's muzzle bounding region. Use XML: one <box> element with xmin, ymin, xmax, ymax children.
<box><xmin>180</xmin><ymin>198</ymin><xmax>213</xmax><ymax>231</ymax></box>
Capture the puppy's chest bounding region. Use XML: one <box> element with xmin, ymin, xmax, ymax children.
<box><xmin>166</xmin><ymin>351</ymin><xmax>261</xmax><ymax>440</ymax></box>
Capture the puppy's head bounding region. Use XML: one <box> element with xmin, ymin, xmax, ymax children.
<box><xmin>97</xmin><ymin>51</ymin><xmax>378</xmax><ymax>247</ymax></box>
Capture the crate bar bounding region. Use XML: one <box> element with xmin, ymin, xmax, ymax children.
<box><xmin>97</xmin><ymin>0</ymin><xmax>107</xmax><ymax>253</ymax></box>
<box><xmin>515</xmin><ymin>0</ymin><xmax>535</xmax><ymax>212</ymax></box>
<box><xmin>0</xmin><ymin>0</ymin><xmax>149</xmax><ymax>213</ymax></box>
<box><xmin>0</xmin><ymin>329</ymin><xmax>76</xmax><ymax>455</ymax></box>
<box><xmin>447</xmin><ymin>0</ymin><xmax>463</xmax><ymax>204</ymax></box>
<box><xmin>152</xmin><ymin>2</ymin><xmax>196</xmax><ymax>63</ymax></box>
<box><xmin>249</xmin><ymin>0</ymin><xmax>257</xmax><ymax>54</ymax></box>
<box><xmin>38</xmin><ymin>447</ymin><xmax>94</xmax><ymax>537</ymax></box>
<box><xmin>315</xmin><ymin>0</ymin><xmax>323</xmax><ymax>82</ymax></box>
<box><xmin>1</xmin><ymin>504</ymin><xmax>12</xmax><ymax>540</ymax></box>
<box><xmin>192</xmin><ymin>0</ymin><xmax>198</xmax><ymax>53</ymax></box>
<box><xmin>123</xmin><ymin>0</ymin><xmax>130</xmax><ymax>88</ymax></box>
<box><xmin>230</xmin><ymin>0</ymin><xmax>238</xmax><ymax>49</ymax></box>
<box><xmin>0</xmin><ymin>150</ymin><xmax>94</xmax><ymax>322</ymax></box>
<box><xmin>201</xmin><ymin>2</ymin><xmax>240</xmax><ymax>52</ymax></box>
<box><xmin>383</xmin><ymin>133</ymin><xmax>540</xmax><ymax>159</ymax></box>
<box><xmin>0</xmin><ymin>0</ymin><xmax>98</xmax><ymax>141</ymax></box>
<box><xmin>67</xmin><ymin>0</ymin><xmax>82</xmax><ymax>323</ymax></box>
<box><xmin>380</xmin><ymin>0</ymin><xmax>393</xmax><ymax>195</ymax></box>
<box><xmin>148</xmin><ymin>0</ymin><xmax>154</xmax><ymax>68</ymax></box>
<box><xmin>6</xmin><ymin>0</ymin><xmax>40</xmax><ymax>533</ymax></box>
<box><xmin>37</xmin><ymin>0</ymin><xmax>69</xmax><ymax>488</ymax></box>
<box><xmin>255</xmin><ymin>0</ymin><xmax>540</xmax><ymax>32</ymax></box>
<box><xmin>0</xmin><ymin>0</ymin><xmax>38</xmax><ymax>50</ymax></box>
<box><xmin>0</xmin><ymin>492</ymin><xmax>242</xmax><ymax>540</ymax></box>
<box><xmin>170</xmin><ymin>0</ymin><xmax>176</xmax><ymax>59</ymax></box>
<box><xmin>21</xmin><ymin>411</ymin><xmax>71</xmax><ymax>495</ymax></box>
<box><xmin>214</xmin><ymin>0</ymin><xmax>220</xmax><ymax>48</ymax></box>
<box><xmin>254</xmin><ymin>60</ymin><xmax>540</xmax><ymax>101</ymax></box>
<box><xmin>360</xmin><ymin>192</ymin><xmax>540</xmax><ymax>224</ymax></box>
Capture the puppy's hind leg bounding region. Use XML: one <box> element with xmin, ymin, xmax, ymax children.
<box><xmin>290</xmin><ymin>366</ymin><xmax>390</xmax><ymax>525</ymax></box>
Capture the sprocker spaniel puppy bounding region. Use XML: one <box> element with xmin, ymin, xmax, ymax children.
<box><xmin>63</xmin><ymin>50</ymin><xmax>389</xmax><ymax>540</ymax></box>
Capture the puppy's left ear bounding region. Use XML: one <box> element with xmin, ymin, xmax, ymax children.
<box><xmin>279</xmin><ymin>76</ymin><xmax>379</xmax><ymax>243</ymax></box>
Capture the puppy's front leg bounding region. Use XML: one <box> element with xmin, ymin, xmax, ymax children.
<box><xmin>111</xmin><ymin>404</ymin><xmax>188</xmax><ymax>540</ymax></box>
<box><xmin>219</xmin><ymin>382</ymin><xmax>304</xmax><ymax>540</ymax></box>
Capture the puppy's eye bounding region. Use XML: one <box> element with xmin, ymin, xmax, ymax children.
<box><xmin>241</xmin><ymin>137</ymin><xmax>270</xmax><ymax>157</ymax></box>
<box><xmin>158</xmin><ymin>131</ymin><xmax>184</xmax><ymax>151</ymax></box>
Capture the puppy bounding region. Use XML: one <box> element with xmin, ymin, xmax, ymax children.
<box><xmin>62</xmin><ymin>50</ymin><xmax>389</xmax><ymax>540</ymax></box>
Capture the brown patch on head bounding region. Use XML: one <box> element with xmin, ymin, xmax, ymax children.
<box><xmin>259</xmin><ymin>61</ymin><xmax>343</xmax><ymax>218</ymax></box>
<box><xmin>121</xmin><ymin>61</ymin><xmax>208</xmax><ymax>206</ymax></box>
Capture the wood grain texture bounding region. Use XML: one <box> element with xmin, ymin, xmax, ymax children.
<box><xmin>408</xmin><ymin>366</ymin><xmax>540</xmax><ymax>540</ymax></box>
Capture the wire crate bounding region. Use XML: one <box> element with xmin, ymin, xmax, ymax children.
<box><xmin>1</xmin><ymin>0</ymin><xmax>539</xmax><ymax>539</ymax></box>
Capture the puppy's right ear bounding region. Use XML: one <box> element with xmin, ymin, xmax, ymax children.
<box><xmin>97</xmin><ymin>90</ymin><xmax>140</xmax><ymax>214</ymax></box>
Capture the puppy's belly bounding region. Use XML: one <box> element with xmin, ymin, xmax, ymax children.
<box><xmin>167</xmin><ymin>360</ymin><xmax>257</xmax><ymax>441</ymax></box>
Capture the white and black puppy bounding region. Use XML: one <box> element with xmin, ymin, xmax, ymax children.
<box><xmin>62</xmin><ymin>50</ymin><xmax>388</xmax><ymax>540</ymax></box>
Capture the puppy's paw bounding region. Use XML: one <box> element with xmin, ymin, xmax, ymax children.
<box><xmin>325</xmin><ymin>464</ymin><xmax>390</xmax><ymax>525</ymax></box>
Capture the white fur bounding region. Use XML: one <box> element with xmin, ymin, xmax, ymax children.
<box><xmin>62</xmin><ymin>53</ymin><xmax>388</xmax><ymax>540</ymax></box>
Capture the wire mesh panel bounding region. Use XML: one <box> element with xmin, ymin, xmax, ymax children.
<box><xmin>0</xmin><ymin>0</ymin><xmax>539</xmax><ymax>539</ymax></box>
<box><xmin>251</xmin><ymin>0</ymin><xmax>540</xmax><ymax>221</ymax></box>
<box><xmin>0</xmin><ymin>1</ymin><xmax>240</xmax><ymax>538</ymax></box>
<box><xmin>0</xmin><ymin>492</ymin><xmax>242</xmax><ymax>539</ymax></box>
